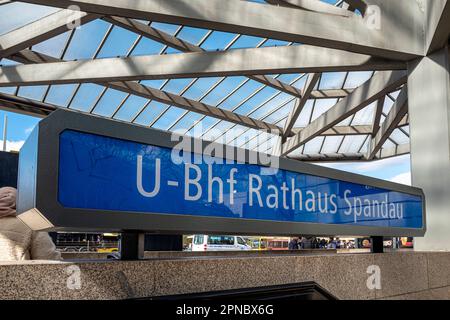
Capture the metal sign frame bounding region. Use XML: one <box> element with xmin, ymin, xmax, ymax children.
<box><xmin>17</xmin><ymin>109</ymin><xmax>426</xmax><ymax>237</ymax></box>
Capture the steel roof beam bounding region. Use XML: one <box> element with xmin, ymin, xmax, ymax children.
<box><xmin>281</xmin><ymin>70</ymin><xmax>408</xmax><ymax>156</ymax></box>
<box><xmin>102</xmin><ymin>16</ymin><xmax>202</xmax><ymax>53</ymax></box>
<box><xmin>103</xmin><ymin>15</ymin><xmax>304</xmax><ymax>98</ymax></box>
<box><xmin>426</xmin><ymin>0</ymin><xmax>450</xmax><ymax>54</ymax></box>
<box><xmin>18</xmin><ymin>0</ymin><xmax>425</xmax><ymax>60</ymax></box>
<box><xmin>107</xmin><ymin>81</ymin><xmax>283</xmax><ymax>134</ymax></box>
<box><xmin>343</xmin><ymin>0</ymin><xmax>368</xmax><ymax>14</ymax></box>
<box><xmin>288</xmin><ymin>143</ymin><xmax>410</xmax><ymax>162</ymax></box>
<box><xmin>366</xmin><ymin>86</ymin><xmax>408</xmax><ymax>159</ymax></box>
<box><xmin>371</xmin><ymin>96</ymin><xmax>385</xmax><ymax>136</ymax></box>
<box><xmin>0</xmin><ymin>92</ymin><xmax>57</xmax><ymax>117</ymax></box>
<box><xmin>291</xmin><ymin>120</ymin><xmax>408</xmax><ymax>136</ymax></box>
<box><xmin>283</xmin><ymin>73</ymin><xmax>320</xmax><ymax>138</ymax></box>
<box><xmin>0</xmin><ymin>45</ymin><xmax>406</xmax><ymax>87</ymax></box>
<box><xmin>265</xmin><ymin>0</ymin><xmax>354</xmax><ymax>17</ymax></box>
<box><xmin>9</xmin><ymin>50</ymin><xmax>282</xmax><ymax>134</ymax></box>
<box><xmin>375</xmin><ymin>143</ymin><xmax>410</xmax><ymax>159</ymax></box>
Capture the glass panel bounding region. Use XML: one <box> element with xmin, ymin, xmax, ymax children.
<box><xmin>344</xmin><ymin>71</ymin><xmax>373</xmax><ymax>89</ymax></box>
<box><xmin>182</xmin><ymin>77</ymin><xmax>222</xmax><ymax>101</ymax></box>
<box><xmin>229</xmin><ymin>35</ymin><xmax>264</xmax><ymax>49</ymax></box>
<box><xmin>311</xmin><ymin>99</ymin><xmax>338</xmax><ymax>121</ymax></box>
<box><xmin>0</xmin><ymin>59</ymin><xmax>18</xmax><ymax>67</ymax></box>
<box><xmin>201</xmin><ymin>77</ymin><xmax>247</xmax><ymax>106</ymax></box>
<box><xmin>0</xmin><ymin>87</ymin><xmax>17</xmax><ymax>95</ymax></box>
<box><xmin>336</xmin><ymin>112</ymin><xmax>354</xmax><ymax>126</ymax></box>
<box><xmin>113</xmin><ymin>95</ymin><xmax>148</xmax><ymax>122</ymax></box>
<box><xmin>201</xmin><ymin>31</ymin><xmax>237</xmax><ymax>51</ymax></box>
<box><xmin>294</xmin><ymin>100</ymin><xmax>314</xmax><ymax>127</ymax></box>
<box><xmin>277</xmin><ymin>74</ymin><xmax>302</xmax><ymax>84</ymax></box>
<box><xmin>263</xmin><ymin>102</ymin><xmax>292</xmax><ymax>124</ymax></box>
<box><xmin>351</xmin><ymin>101</ymin><xmax>376</xmax><ymax>125</ymax></box>
<box><xmin>382</xmin><ymin>95</ymin><xmax>395</xmax><ymax>114</ymax></box>
<box><xmin>134</xmin><ymin>101</ymin><xmax>168</xmax><ymax>125</ymax></box>
<box><xmin>303</xmin><ymin>137</ymin><xmax>325</xmax><ymax>155</ymax></box>
<box><xmin>359</xmin><ymin>136</ymin><xmax>370</xmax><ymax>153</ymax></box>
<box><xmin>45</xmin><ymin>84</ymin><xmax>77</xmax><ymax>107</ymax></box>
<box><xmin>390</xmin><ymin>129</ymin><xmax>410</xmax><ymax>145</ymax></box>
<box><xmin>203</xmin><ymin>121</ymin><xmax>234</xmax><ymax>141</ymax></box>
<box><xmin>151</xmin><ymin>106</ymin><xmax>185</xmax><ymax>130</ymax></box>
<box><xmin>217</xmin><ymin>80</ymin><xmax>263</xmax><ymax>110</ymax></box>
<box><xmin>64</xmin><ymin>19</ymin><xmax>111</xmax><ymax>60</ymax></box>
<box><xmin>248</xmin><ymin>93</ymin><xmax>292</xmax><ymax>119</ymax></box>
<box><xmin>92</xmin><ymin>89</ymin><xmax>128</xmax><ymax>117</ymax></box>
<box><xmin>382</xmin><ymin>139</ymin><xmax>396</xmax><ymax>149</ymax></box>
<box><xmin>130</xmin><ymin>37</ymin><xmax>165</xmax><ymax>56</ymax></box>
<box><xmin>339</xmin><ymin>135</ymin><xmax>367</xmax><ymax>154</ymax></box>
<box><xmin>319</xmin><ymin>72</ymin><xmax>347</xmax><ymax>89</ymax></box>
<box><xmin>163</xmin><ymin>78</ymin><xmax>195</xmax><ymax>95</ymax></box>
<box><xmin>150</xmin><ymin>22</ymin><xmax>179</xmax><ymax>35</ymax></box>
<box><xmin>97</xmin><ymin>26</ymin><xmax>139</xmax><ymax>58</ymax></box>
<box><xmin>177</xmin><ymin>26</ymin><xmax>210</xmax><ymax>45</ymax></box>
<box><xmin>235</xmin><ymin>129</ymin><xmax>258</xmax><ymax>148</ymax></box>
<box><xmin>170</xmin><ymin>112</ymin><xmax>203</xmax><ymax>134</ymax></box>
<box><xmin>34</xmin><ymin>31</ymin><xmax>71</xmax><ymax>58</ymax></box>
<box><xmin>18</xmin><ymin>86</ymin><xmax>48</xmax><ymax>101</ymax></box>
<box><xmin>291</xmin><ymin>75</ymin><xmax>307</xmax><ymax>89</ymax></box>
<box><xmin>0</xmin><ymin>2</ymin><xmax>58</xmax><ymax>35</ymax></box>
<box><xmin>188</xmin><ymin>117</ymin><xmax>219</xmax><ymax>138</ymax></box>
<box><xmin>68</xmin><ymin>84</ymin><xmax>104</xmax><ymax>112</ymax></box>
<box><xmin>261</xmin><ymin>39</ymin><xmax>290</xmax><ymax>48</ymax></box>
<box><xmin>402</xmin><ymin>125</ymin><xmax>410</xmax><ymax>135</ymax></box>
<box><xmin>141</xmin><ymin>79</ymin><xmax>167</xmax><ymax>90</ymax></box>
<box><xmin>321</xmin><ymin>136</ymin><xmax>344</xmax><ymax>154</ymax></box>
<box><xmin>234</xmin><ymin>87</ymin><xmax>278</xmax><ymax>115</ymax></box>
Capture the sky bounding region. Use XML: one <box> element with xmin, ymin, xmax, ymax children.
<box><xmin>0</xmin><ymin>1</ymin><xmax>412</xmax><ymax>186</ymax></box>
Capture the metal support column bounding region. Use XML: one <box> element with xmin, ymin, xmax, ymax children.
<box><xmin>408</xmin><ymin>46</ymin><xmax>450</xmax><ymax>251</ymax></box>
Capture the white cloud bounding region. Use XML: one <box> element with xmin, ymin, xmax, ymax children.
<box><xmin>24</xmin><ymin>126</ymin><xmax>35</xmax><ymax>135</ymax></box>
<box><xmin>318</xmin><ymin>155</ymin><xmax>410</xmax><ymax>174</ymax></box>
<box><xmin>353</xmin><ymin>155</ymin><xmax>410</xmax><ymax>172</ymax></box>
<box><xmin>0</xmin><ymin>140</ymin><xmax>25</xmax><ymax>152</ymax></box>
<box><xmin>390</xmin><ymin>172</ymin><xmax>411</xmax><ymax>186</ymax></box>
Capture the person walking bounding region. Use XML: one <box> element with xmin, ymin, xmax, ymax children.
<box><xmin>288</xmin><ymin>237</ymin><xmax>300</xmax><ymax>250</ymax></box>
<box><xmin>327</xmin><ymin>237</ymin><xmax>337</xmax><ymax>249</ymax></box>
<box><xmin>300</xmin><ymin>236</ymin><xmax>313</xmax><ymax>249</ymax></box>
<box><xmin>0</xmin><ymin>187</ymin><xmax>61</xmax><ymax>261</ymax></box>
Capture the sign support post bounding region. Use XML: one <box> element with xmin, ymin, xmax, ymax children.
<box><xmin>120</xmin><ymin>232</ymin><xmax>145</xmax><ymax>260</ymax></box>
<box><xmin>371</xmin><ymin>236</ymin><xmax>384</xmax><ymax>253</ymax></box>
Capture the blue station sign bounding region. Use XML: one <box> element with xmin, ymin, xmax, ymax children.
<box><xmin>17</xmin><ymin>110</ymin><xmax>426</xmax><ymax>237</ymax></box>
<box><xmin>59</xmin><ymin>130</ymin><xmax>422</xmax><ymax>229</ymax></box>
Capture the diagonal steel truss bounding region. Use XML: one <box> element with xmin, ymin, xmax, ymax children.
<box><xmin>0</xmin><ymin>0</ymin><xmax>448</xmax><ymax>162</ymax></box>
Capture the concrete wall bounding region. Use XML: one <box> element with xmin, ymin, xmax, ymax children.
<box><xmin>1</xmin><ymin>252</ymin><xmax>449</xmax><ymax>300</ymax></box>
<box><xmin>60</xmin><ymin>249</ymin><xmax>337</xmax><ymax>260</ymax></box>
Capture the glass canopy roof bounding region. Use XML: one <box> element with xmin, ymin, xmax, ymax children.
<box><xmin>0</xmin><ymin>0</ymin><xmax>410</xmax><ymax>161</ymax></box>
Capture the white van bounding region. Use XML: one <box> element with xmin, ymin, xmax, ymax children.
<box><xmin>191</xmin><ymin>235</ymin><xmax>252</xmax><ymax>251</ymax></box>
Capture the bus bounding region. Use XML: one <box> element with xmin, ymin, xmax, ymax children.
<box><xmin>55</xmin><ymin>232</ymin><xmax>119</xmax><ymax>252</ymax></box>
<box><xmin>248</xmin><ymin>237</ymin><xmax>291</xmax><ymax>251</ymax></box>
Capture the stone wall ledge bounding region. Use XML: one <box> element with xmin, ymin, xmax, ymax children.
<box><xmin>1</xmin><ymin>251</ymin><xmax>449</xmax><ymax>300</ymax></box>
